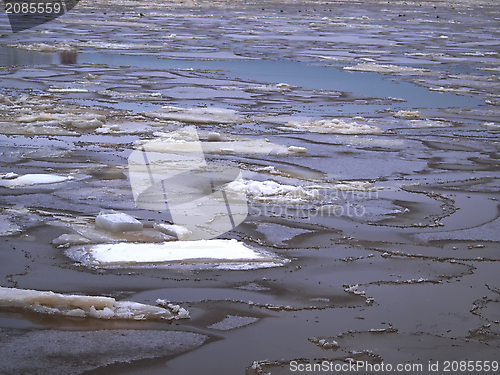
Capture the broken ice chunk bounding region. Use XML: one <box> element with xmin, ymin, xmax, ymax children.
<box><xmin>71</xmin><ymin>118</ymin><xmax>105</xmax><ymax>129</ymax></box>
<box><xmin>154</xmin><ymin>223</ymin><xmax>192</xmax><ymax>240</ymax></box>
<box><xmin>207</xmin><ymin>132</ymin><xmax>221</xmax><ymax>141</ymax></box>
<box><xmin>95</xmin><ymin>211</ymin><xmax>143</xmax><ymax>233</ymax></box>
<box><xmin>287</xmin><ymin>146</ymin><xmax>308</xmax><ymax>153</ymax></box>
<box><xmin>0</xmin><ymin>286</ymin><xmax>181</xmax><ymax>320</ymax></box>
<box><xmin>393</xmin><ymin>110</ymin><xmax>420</xmax><ymax>119</ymax></box>
<box><xmin>52</xmin><ymin>233</ymin><xmax>92</xmax><ymax>247</ymax></box>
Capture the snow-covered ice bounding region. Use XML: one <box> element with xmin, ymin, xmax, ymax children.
<box><xmin>285</xmin><ymin>119</ymin><xmax>382</xmax><ymax>134</ymax></box>
<box><xmin>0</xmin><ymin>287</ymin><xmax>187</xmax><ymax>320</ymax></box>
<box><xmin>65</xmin><ymin>239</ymin><xmax>286</xmax><ymax>269</ymax></box>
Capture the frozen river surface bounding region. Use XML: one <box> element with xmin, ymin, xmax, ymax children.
<box><xmin>0</xmin><ymin>0</ymin><xmax>499</xmax><ymax>374</ymax></box>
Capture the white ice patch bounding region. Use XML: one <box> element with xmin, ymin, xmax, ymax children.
<box><xmin>393</xmin><ymin>110</ymin><xmax>420</xmax><ymax>120</ymax></box>
<box><xmin>411</xmin><ymin>119</ymin><xmax>451</xmax><ymax>128</ymax></box>
<box><xmin>47</xmin><ymin>87</ymin><xmax>89</xmax><ymax>93</ymax></box>
<box><xmin>16</xmin><ymin>112</ymin><xmax>106</xmax><ymax>130</ymax></box>
<box><xmin>0</xmin><ymin>174</ymin><xmax>73</xmax><ymax>188</ymax></box>
<box><xmin>247</xmin><ymin>83</ymin><xmax>296</xmax><ymax>92</ymax></box>
<box><xmin>0</xmin><ymin>287</ymin><xmax>185</xmax><ymax>320</ymax></box>
<box><xmin>344</xmin><ymin>62</ymin><xmax>431</xmax><ymax>75</ymax></box>
<box><xmin>285</xmin><ymin>119</ymin><xmax>382</xmax><ymax>134</ymax></box>
<box><xmin>9</xmin><ymin>43</ymin><xmax>74</xmax><ymax>52</ymax></box>
<box><xmin>66</xmin><ymin>239</ymin><xmax>286</xmax><ymax>270</ymax></box>
<box><xmin>143</xmin><ymin>106</ymin><xmax>245</xmax><ymax>124</ymax></box>
<box><xmin>225</xmin><ymin>179</ymin><xmax>319</xmax><ymax>204</ymax></box>
<box><xmin>138</xmin><ymin>131</ymin><xmax>306</xmax><ymax>155</ymax></box>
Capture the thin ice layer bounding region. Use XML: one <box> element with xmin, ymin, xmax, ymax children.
<box><xmin>66</xmin><ymin>239</ymin><xmax>283</xmax><ymax>269</ymax></box>
<box><xmin>344</xmin><ymin>62</ymin><xmax>431</xmax><ymax>75</ymax></box>
<box><xmin>0</xmin><ymin>287</ymin><xmax>184</xmax><ymax>320</ymax></box>
<box><xmin>225</xmin><ymin>179</ymin><xmax>320</xmax><ymax>204</ymax></box>
<box><xmin>143</xmin><ymin>106</ymin><xmax>245</xmax><ymax>124</ymax></box>
<box><xmin>286</xmin><ymin>119</ymin><xmax>382</xmax><ymax>134</ymax></box>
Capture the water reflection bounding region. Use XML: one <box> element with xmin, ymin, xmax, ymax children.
<box><xmin>60</xmin><ymin>50</ymin><xmax>78</xmax><ymax>65</ymax></box>
<box><xmin>0</xmin><ymin>46</ymin><xmax>53</xmax><ymax>66</ymax></box>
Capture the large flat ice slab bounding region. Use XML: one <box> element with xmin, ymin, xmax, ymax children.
<box><xmin>66</xmin><ymin>239</ymin><xmax>287</xmax><ymax>270</ymax></box>
<box><xmin>0</xmin><ymin>287</ymin><xmax>188</xmax><ymax>320</ymax></box>
<box><xmin>95</xmin><ymin>211</ymin><xmax>144</xmax><ymax>233</ymax></box>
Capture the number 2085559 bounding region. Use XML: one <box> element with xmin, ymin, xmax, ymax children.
<box><xmin>5</xmin><ymin>2</ymin><xmax>62</xmax><ymax>14</ymax></box>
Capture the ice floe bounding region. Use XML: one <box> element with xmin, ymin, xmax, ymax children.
<box><xmin>65</xmin><ymin>239</ymin><xmax>286</xmax><ymax>270</ymax></box>
<box><xmin>95</xmin><ymin>211</ymin><xmax>143</xmax><ymax>233</ymax></box>
<box><xmin>16</xmin><ymin>112</ymin><xmax>106</xmax><ymax>130</ymax></box>
<box><xmin>225</xmin><ymin>179</ymin><xmax>319</xmax><ymax>204</ymax></box>
<box><xmin>143</xmin><ymin>106</ymin><xmax>246</xmax><ymax>124</ymax></box>
<box><xmin>0</xmin><ymin>287</ymin><xmax>188</xmax><ymax>320</ymax></box>
<box><xmin>392</xmin><ymin>110</ymin><xmax>420</xmax><ymax>120</ymax></box>
<box><xmin>0</xmin><ymin>174</ymin><xmax>73</xmax><ymax>188</ymax></box>
<box><xmin>285</xmin><ymin>118</ymin><xmax>382</xmax><ymax>134</ymax></box>
<box><xmin>344</xmin><ymin>62</ymin><xmax>431</xmax><ymax>75</ymax></box>
<box><xmin>208</xmin><ymin>315</ymin><xmax>259</xmax><ymax>330</ymax></box>
<box><xmin>137</xmin><ymin>126</ymin><xmax>307</xmax><ymax>155</ymax></box>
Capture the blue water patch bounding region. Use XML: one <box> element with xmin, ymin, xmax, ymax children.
<box><xmin>0</xmin><ymin>46</ymin><xmax>482</xmax><ymax>110</ymax></box>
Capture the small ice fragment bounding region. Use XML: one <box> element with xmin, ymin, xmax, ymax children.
<box><xmin>95</xmin><ymin>211</ymin><xmax>143</xmax><ymax>233</ymax></box>
<box><xmin>71</xmin><ymin>118</ymin><xmax>105</xmax><ymax>129</ymax></box>
<box><xmin>207</xmin><ymin>132</ymin><xmax>221</xmax><ymax>141</ymax></box>
<box><xmin>53</xmin><ymin>234</ymin><xmax>92</xmax><ymax>247</ymax></box>
<box><xmin>287</xmin><ymin>146</ymin><xmax>308</xmax><ymax>153</ymax></box>
<box><xmin>1</xmin><ymin>172</ymin><xmax>18</xmax><ymax>180</ymax></box>
<box><xmin>286</xmin><ymin>118</ymin><xmax>381</xmax><ymax>134</ymax></box>
<box><xmin>154</xmin><ymin>223</ymin><xmax>192</xmax><ymax>240</ymax></box>
<box><xmin>393</xmin><ymin>110</ymin><xmax>420</xmax><ymax>119</ymax></box>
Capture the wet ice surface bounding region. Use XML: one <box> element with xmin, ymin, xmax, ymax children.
<box><xmin>0</xmin><ymin>0</ymin><xmax>499</xmax><ymax>374</ymax></box>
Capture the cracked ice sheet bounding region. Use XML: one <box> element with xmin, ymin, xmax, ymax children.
<box><xmin>65</xmin><ymin>239</ymin><xmax>288</xmax><ymax>270</ymax></box>
<box><xmin>0</xmin><ymin>328</ymin><xmax>207</xmax><ymax>375</ymax></box>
